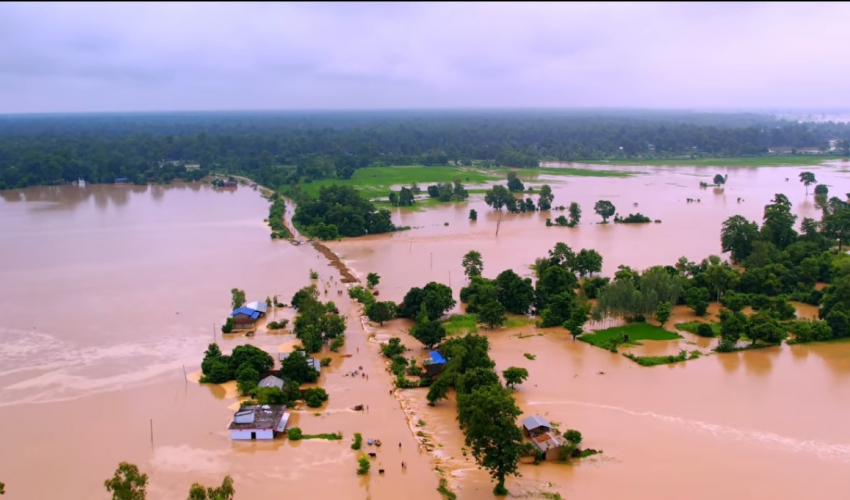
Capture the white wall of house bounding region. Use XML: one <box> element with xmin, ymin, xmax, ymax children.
<box><xmin>230</xmin><ymin>429</ymin><xmax>274</xmax><ymax>440</ymax></box>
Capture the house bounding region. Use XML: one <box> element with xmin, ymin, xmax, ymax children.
<box><xmin>522</xmin><ymin>415</ymin><xmax>563</xmax><ymax>460</ymax></box>
<box><xmin>423</xmin><ymin>350</ymin><xmax>446</xmax><ymax>378</ymax></box>
<box><xmin>258</xmin><ymin>375</ymin><xmax>284</xmax><ymax>390</ymax></box>
<box><xmin>278</xmin><ymin>351</ymin><xmax>322</xmax><ymax>374</ymax></box>
<box><xmin>230</xmin><ymin>301</ymin><xmax>268</xmax><ymax>329</ymax></box>
<box><xmin>184</xmin><ymin>163</ymin><xmax>201</xmax><ymax>170</ymax></box>
<box><xmin>114</xmin><ymin>177</ymin><xmax>127</xmax><ymax>184</ymax></box>
<box><xmin>228</xmin><ymin>404</ymin><xmax>290</xmax><ymax>440</ymax></box>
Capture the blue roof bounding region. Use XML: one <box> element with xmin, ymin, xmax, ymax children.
<box><xmin>429</xmin><ymin>351</ymin><xmax>446</xmax><ymax>364</ymax></box>
<box><xmin>232</xmin><ymin>307</ymin><xmax>260</xmax><ymax>319</ymax></box>
<box><xmin>115</xmin><ymin>177</ymin><xmax>127</xmax><ymax>182</ymax></box>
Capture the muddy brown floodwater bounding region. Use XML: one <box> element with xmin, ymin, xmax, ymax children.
<box><xmin>1</xmin><ymin>161</ymin><xmax>849</xmax><ymax>500</ymax></box>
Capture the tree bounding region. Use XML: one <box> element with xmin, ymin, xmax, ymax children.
<box><xmin>400</xmin><ymin>282</ymin><xmax>456</xmax><ymax>320</ymax></box>
<box><xmin>230</xmin><ymin>344</ymin><xmax>274</xmax><ymax>374</ymax></box>
<box><xmin>280</xmin><ymin>352</ymin><xmax>319</xmax><ymax>384</ymax></box>
<box><xmin>563</xmin><ymin>305</ymin><xmax>590</xmax><ymax>340</ymax></box>
<box><xmin>457</xmin><ymin>385</ymin><xmax>523</xmax><ymax>496</ymax></box>
<box><xmin>366</xmin><ymin>301</ymin><xmax>396</xmax><ymax>325</ymax></box>
<box><xmin>713</xmin><ymin>173</ymin><xmax>727</xmax><ymax>186</ymax></box>
<box><xmin>823</xmin><ymin>206</ymin><xmax>850</xmax><ymax>251</ymax></box>
<box><xmin>535</xmin><ymin>265</ymin><xmax>578</xmax><ymax>312</ymax></box>
<box><xmin>230</xmin><ymin>288</ymin><xmax>246</xmax><ymax>310</ymax></box>
<box><xmin>761</xmin><ymin>193</ymin><xmax>798</xmax><ymax>250</ymax></box>
<box><xmin>494</xmin><ymin>270</ymin><xmax>535</xmax><ymax>315</ymax></box>
<box><xmin>719</xmin><ymin>309</ymin><xmax>748</xmax><ymax>347</ymax></box>
<box><xmin>478</xmin><ymin>299</ymin><xmax>507</xmax><ymax>329</ymax></box>
<box><xmin>799</xmin><ymin>171</ymin><xmax>817</xmax><ymax>194</ymax></box>
<box><xmin>187</xmin><ymin>476</ymin><xmax>235</xmax><ymax>500</ymax></box>
<box><xmin>457</xmin><ymin>367</ymin><xmax>501</xmax><ymax>395</ymax></box>
<box><xmin>291</xmin><ymin>285</ymin><xmax>319</xmax><ymax>310</ymax></box>
<box><xmin>594</xmin><ymin>200</ymin><xmax>615</xmax><ymax>223</ymax></box>
<box><xmin>366</xmin><ymin>272</ymin><xmax>380</xmax><ymax>290</ymax></box>
<box><xmin>462</xmin><ymin>250</ymin><xmax>484</xmax><ymax>279</ymax></box>
<box><xmin>104</xmin><ymin>462</ymin><xmax>148</xmax><ymax>500</ymax></box>
<box><xmin>814</xmin><ymin>184</ymin><xmax>829</xmax><ymax>196</ymax></box>
<box><xmin>380</xmin><ymin>337</ymin><xmax>406</xmax><ymax>358</ymax></box>
<box><xmin>685</xmin><ymin>287</ymin><xmax>710</xmax><ymax>316</ymax></box>
<box><xmin>548</xmin><ymin>241</ymin><xmax>576</xmax><ymax>268</ymax></box>
<box><xmin>721</xmin><ymin>215</ymin><xmax>760</xmax><ymax>263</ymax></box>
<box><xmin>568</xmin><ymin>202</ymin><xmax>581</xmax><ymax>226</ymax></box>
<box><xmin>236</xmin><ymin>364</ymin><xmax>259</xmax><ymax>396</ymax></box>
<box><xmin>747</xmin><ymin>311</ymin><xmax>787</xmax><ymax>345</ymax></box>
<box><xmin>388</xmin><ymin>191</ymin><xmax>399</xmax><ymax>206</ymax></box>
<box><xmin>410</xmin><ymin>310</ymin><xmax>447</xmax><ymax>348</ymax></box>
<box><xmin>538</xmin><ymin>184</ymin><xmax>554</xmax><ymax>210</ymax></box>
<box><xmin>564</xmin><ymin>430</ymin><xmax>583</xmax><ymax>447</ymax></box>
<box><xmin>484</xmin><ymin>184</ymin><xmax>513</xmax><ymax>211</ymax></box>
<box><xmin>655</xmin><ymin>301</ymin><xmax>672</xmax><ymax>327</ymax></box>
<box><xmin>469</xmin><ymin>209</ymin><xmax>478</xmax><ymax>221</ymax></box>
<box><xmin>573</xmin><ymin>249</ymin><xmax>602</xmax><ymax>277</ymax></box>
<box><xmin>506</xmin><ymin>171</ymin><xmax>524</xmax><ymax>192</ymax></box>
<box><xmin>502</xmin><ymin>367</ymin><xmax>529</xmax><ymax>388</ymax></box>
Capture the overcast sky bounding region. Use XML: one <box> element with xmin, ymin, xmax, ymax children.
<box><xmin>1</xmin><ymin>2</ymin><xmax>849</xmax><ymax>113</ymax></box>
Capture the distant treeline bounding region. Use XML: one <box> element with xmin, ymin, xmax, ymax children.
<box><xmin>1</xmin><ymin>110</ymin><xmax>849</xmax><ymax>190</ymax></box>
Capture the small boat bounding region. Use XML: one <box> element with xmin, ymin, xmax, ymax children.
<box><xmin>367</xmin><ymin>439</ymin><xmax>374</xmax><ymax>446</ymax></box>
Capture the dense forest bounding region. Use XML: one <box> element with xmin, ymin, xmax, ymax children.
<box><xmin>1</xmin><ymin>110</ymin><xmax>849</xmax><ymax>190</ymax></box>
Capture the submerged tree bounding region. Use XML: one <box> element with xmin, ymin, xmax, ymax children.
<box><xmin>104</xmin><ymin>462</ymin><xmax>148</xmax><ymax>500</ymax></box>
<box><xmin>799</xmin><ymin>171</ymin><xmax>817</xmax><ymax>194</ymax></box>
<box><xmin>537</xmin><ymin>184</ymin><xmax>554</xmax><ymax>210</ymax></box>
<box><xmin>366</xmin><ymin>272</ymin><xmax>381</xmax><ymax>290</ymax></box>
<box><xmin>506</xmin><ymin>171</ymin><xmax>525</xmax><ymax>192</ymax></box>
<box><xmin>187</xmin><ymin>476</ymin><xmax>235</xmax><ymax>500</ymax></box>
<box><xmin>713</xmin><ymin>173</ymin><xmax>728</xmax><ymax>186</ymax></box>
<box><xmin>721</xmin><ymin>215</ymin><xmax>760</xmax><ymax>263</ymax></box>
<box><xmin>594</xmin><ymin>200</ymin><xmax>615</xmax><ymax>223</ymax></box>
<box><xmin>230</xmin><ymin>288</ymin><xmax>246</xmax><ymax>310</ymax></box>
<box><xmin>502</xmin><ymin>367</ymin><xmax>529</xmax><ymax>388</ymax></box>
<box><xmin>457</xmin><ymin>385</ymin><xmax>523</xmax><ymax>496</ymax></box>
<box><xmin>568</xmin><ymin>202</ymin><xmax>581</xmax><ymax>227</ymax></box>
<box><xmin>462</xmin><ymin>250</ymin><xmax>484</xmax><ymax>279</ymax></box>
<box><xmin>469</xmin><ymin>209</ymin><xmax>478</xmax><ymax>221</ymax></box>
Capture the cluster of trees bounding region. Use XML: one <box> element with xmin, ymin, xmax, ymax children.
<box><xmin>292</xmin><ymin>185</ymin><xmax>395</xmax><ymax>239</ymax></box>
<box><xmin>103</xmin><ymin>461</ymin><xmax>233</xmax><ymax>500</ymax></box>
<box><xmin>199</xmin><ymin>343</ymin><xmax>274</xmax><ymax>387</ymax></box>
<box><xmin>426</xmin><ymin>179</ymin><xmax>469</xmax><ymax>201</ymax></box>
<box><xmin>547</xmin><ymin>202</ymin><xmax>582</xmax><ymax>227</ymax></box>
<box><xmin>388</xmin><ymin>186</ymin><xmax>415</xmax><ymax>206</ymax></box>
<box><xmin>3</xmin><ymin>111</ymin><xmax>849</xmax><ymax>191</ymax></box>
<box><xmin>267</xmin><ymin>194</ymin><xmax>291</xmax><ymax>239</ymax></box>
<box><xmin>458</xmin><ymin>244</ymin><xmax>600</xmax><ymax>334</ymax></box>
<box><xmin>290</xmin><ymin>285</ymin><xmax>346</xmax><ymax>353</ymax></box>
<box><xmin>425</xmin><ymin>334</ymin><xmax>525</xmax><ymax>495</ymax></box>
<box><xmin>484</xmin><ymin>182</ymin><xmax>555</xmax><ymax>214</ymax></box>
<box><xmin>614</xmin><ymin>213</ymin><xmax>652</xmax><ymax>223</ymax></box>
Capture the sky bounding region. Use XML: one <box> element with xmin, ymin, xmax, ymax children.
<box><xmin>1</xmin><ymin>2</ymin><xmax>850</xmax><ymax>114</ymax></box>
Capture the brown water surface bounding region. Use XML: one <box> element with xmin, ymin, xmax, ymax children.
<box><xmin>2</xmin><ymin>163</ymin><xmax>850</xmax><ymax>500</ymax></box>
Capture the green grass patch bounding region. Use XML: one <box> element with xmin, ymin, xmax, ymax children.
<box><xmin>299</xmin><ymin>166</ymin><xmax>500</xmax><ymax>198</ymax></box>
<box><xmin>602</xmin><ymin>155</ymin><xmax>836</xmax><ymax>167</ymax></box>
<box><xmin>523</xmin><ymin>353</ymin><xmax>536</xmax><ymax>360</ymax></box>
<box><xmin>525</xmin><ymin>166</ymin><xmax>634</xmax><ymax>178</ymax></box>
<box><xmin>674</xmin><ymin>321</ymin><xmax>721</xmax><ymax>336</ymax></box>
<box><xmin>623</xmin><ymin>349</ymin><xmax>701</xmax><ymax>366</ymax></box>
<box><xmin>442</xmin><ymin>314</ymin><xmax>479</xmax><ymax>336</ymax></box>
<box><xmin>437</xmin><ymin>478</ymin><xmax>457</xmax><ymax>500</ymax></box>
<box><xmin>504</xmin><ymin>315</ymin><xmax>535</xmax><ymax>329</ymax></box>
<box><xmin>301</xmin><ymin>432</ymin><xmax>343</xmax><ymax>440</ymax></box>
<box><xmin>580</xmin><ymin>323</ymin><xmax>682</xmax><ymax>351</ymax></box>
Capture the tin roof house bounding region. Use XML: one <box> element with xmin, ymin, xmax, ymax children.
<box><xmin>229</xmin><ymin>404</ymin><xmax>290</xmax><ymax>440</ymax></box>
<box><xmin>521</xmin><ymin>415</ymin><xmax>563</xmax><ymax>460</ymax></box>
<box><xmin>230</xmin><ymin>301</ymin><xmax>268</xmax><ymax>330</ymax></box>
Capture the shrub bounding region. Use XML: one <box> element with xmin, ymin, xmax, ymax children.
<box><xmin>320</xmin><ymin>357</ymin><xmax>332</xmax><ymax>367</ymax></box>
<box><xmin>304</xmin><ymin>387</ymin><xmax>329</xmax><ymax>408</ymax></box>
<box><xmin>221</xmin><ymin>317</ymin><xmax>234</xmax><ymax>333</ymax></box>
<box><xmin>357</xmin><ymin>455</ymin><xmax>370</xmax><ymax>475</ymax></box>
<box><xmin>696</xmin><ymin>323</ymin><xmax>716</xmax><ymax>337</ymax></box>
<box><xmin>381</xmin><ymin>337</ymin><xmax>406</xmax><ymax>358</ymax></box>
<box><xmin>351</xmin><ymin>432</ymin><xmax>363</xmax><ymax>450</ymax></box>
<box><xmin>287</xmin><ymin>427</ymin><xmax>303</xmax><ymax>440</ymax></box>
<box><xmin>330</xmin><ymin>336</ymin><xmax>345</xmax><ymax>352</ymax></box>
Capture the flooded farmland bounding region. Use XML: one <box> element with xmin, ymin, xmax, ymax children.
<box><xmin>1</xmin><ymin>162</ymin><xmax>850</xmax><ymax>500</ymax></box>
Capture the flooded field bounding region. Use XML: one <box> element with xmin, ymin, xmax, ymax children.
<box><xmin>1</xmin><ymin>162</ymin><xmax>849</xmax><ymax>500</ymax></box>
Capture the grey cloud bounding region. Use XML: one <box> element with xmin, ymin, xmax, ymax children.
<box><xmin>0</xmin><ymin>2</ymin><xmax>849</xmax><ymax>113</ymax></box>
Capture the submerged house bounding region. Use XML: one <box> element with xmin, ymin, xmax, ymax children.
<box><xmin>258</xmin><ymin>375</ymin><xmax>284</xmax><ymax>390</ymax></box>
<box><xmin>522</xmin><ymin>415</ymin><xmax>563</xmax><ymax>461</ymax></box>
<box><xmin>228</xmin><ymin>404</ymin><xmax>290</xmax><ymax>440</ymax></box>
<box><xmin>423</xmin><ymin>351</ymin><xmax>446</xmax><ymax>378</ymax></box>
<box><xmin>230</xmin><ymin>301</ymin><xmax>268</xmax><ymax>330</ymax></box>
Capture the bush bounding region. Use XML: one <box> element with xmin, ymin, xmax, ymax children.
<box><xmin>267</xmin><ymin>319</ymin><xmax>289</xmax><ymax>330</ymax></box>
<box><xmin>381</xmin><ymin>337</ymin><xmax>406</xmax><ymax>358</ymax></box>
<box><xmin>320</xmin><ymin>357</ymin><xmax>332</xmax><ymax>367</ymax></box>
<box><xmin>351</xmin><ymin>432</ymin><xmax>363</xmax><ymax>450</ymax></box>
<box><xmin>288</xmin><ymin>427</ymin><xmax>303</xmax><ymax>440</ymax></box>
<box><xmin>221</xmin><ymin>317</ymin><xmax>234</xmax><ymax>333</ymax></box>
<box><xmin>330</xmin><ymin>336</ymin><xmax>345</xmax><ymax>352</ymax></box>
<box><xmin>304</xmin><ymin>387</ymin><xmax>329</xmax><ymax>408</ymax></box>
<box><xmin>357</xmin><ymin>455</ymin><xmax>371</xmax><ymax>475</ymax></box>
<box><xmin>696</xmin><ymin>323</ymin><xmax>716</xmax><ymax>337</ymax></box>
